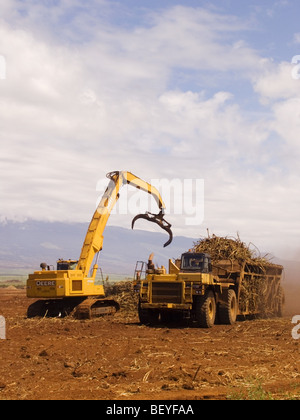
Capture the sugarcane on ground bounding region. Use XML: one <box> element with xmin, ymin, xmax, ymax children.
<box><xmin>0</xmin><ymin>288</ymin><xmax>300</xmax><ymax>400</ymax></box>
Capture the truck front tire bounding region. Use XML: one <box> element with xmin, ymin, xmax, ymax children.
<box><xmin>138</xmin><ymin>302</ymin><xmax>159</xmax><ymax>326</ymax></box>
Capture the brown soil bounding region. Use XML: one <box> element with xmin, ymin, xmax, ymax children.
<box><xmin>0</xmin><ymin>289</ymin><xmax>300</xmax><ymax>400</ymax></box>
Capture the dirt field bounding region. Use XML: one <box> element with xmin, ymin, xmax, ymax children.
<box><xmin>0</xmin><ymin>288</ymin><xmax>300</xmax><ymax>400</ymax></box>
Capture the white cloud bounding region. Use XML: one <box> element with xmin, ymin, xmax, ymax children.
<box><xmin>253</xmin><ymin>60</ymin><xmax>300</xmax><ymax>103</ymax></box>
<box><xmin>0</xmin><ymin>1</ymin><xmax>300</xmax><ymax>257</ymax></box>
<box><xmin>40</xmin><ymin>242</ymin><xmax>61</xmax><ymax>250</ymax></box>
<box><xmin>271</xmin><ymin>97</ymin><xmax>300</xmax><ymax>150</ymax></box>
<box><xmin>293</xmin><ymin>33</ymin><xmax>300</xmax><ymax>44</ymax></box>
<box><xmin>251</xmin><ymin>59</ymin><xmax>300</xmax><ymax>162</ymax></box>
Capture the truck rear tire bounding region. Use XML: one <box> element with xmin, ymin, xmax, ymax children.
<box><xmin>195</xmin><ymin>291</ymin><xmax>216</xmax><ymax>328</ymax></box>
<box><xmin>218</xmin><ymin>289</ymin><xmax>237</xmax><ymax>325</ymax></box>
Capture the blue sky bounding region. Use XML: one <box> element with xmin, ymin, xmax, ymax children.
<box><xmin>1</xmin><ymin>0</ymin><xmax>300</xmax><ymax>258</ymax></box>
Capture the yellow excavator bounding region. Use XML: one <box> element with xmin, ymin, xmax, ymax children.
<box><xmin>26</xmin><ymin>171</ymin><xmax>172</xmax><ymax>319</ymax></box>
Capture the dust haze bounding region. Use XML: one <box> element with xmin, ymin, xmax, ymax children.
<box><xmin>280</xmin><ymin>259</ymin><xmax>300</xmax><ymax>316</ymax></box>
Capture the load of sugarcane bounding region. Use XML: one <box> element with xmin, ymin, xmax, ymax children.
<box><xmin>104</xmin><ymin>280</ymin><xmax>139</xmax><ymax>319</ymax></box>
<box><xmin>192</xmin><ymin>232</ymin><xmax>282</xmax><ymax>315</ymax></box>
<box><xmin>192</xmin><ymin>232</ymin><xmax>270</xmax><ymax>266</ymax></box>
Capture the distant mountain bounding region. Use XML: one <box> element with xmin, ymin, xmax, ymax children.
<box><xmin>1</xmin><ymin>220</ymin><xmax>299</xmax><ymax>290</ymax></box>
<box><xmin>0</xmin><ymin>220</ymin><xmax>194</xmax><ymax>276</ymax></box>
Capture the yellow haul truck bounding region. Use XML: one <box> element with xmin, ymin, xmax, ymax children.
<box><xmin>27</xmin><ymin>171</ymin><xmax>172</xmax><ymax>319</ymax></box>
<box><xmin>134</xmin><ymin>252</ymin><xmax>284</xmax><ymax>328</ymax></box>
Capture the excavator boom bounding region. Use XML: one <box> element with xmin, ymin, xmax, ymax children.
<box><xmin>77</xmin><ymin>171</ymin><xmax>172</xmax><ymax>277</ymax></box>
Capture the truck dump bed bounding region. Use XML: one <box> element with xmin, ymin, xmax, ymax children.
<box><xmin>213</xmin><ymin>259</ymin><xmax>284</xmax><ymax>316</ymax></box>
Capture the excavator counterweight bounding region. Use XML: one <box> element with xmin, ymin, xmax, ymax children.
<box><xmin>26</xmin><ymin>171</ymin><xmax>172</xmax><ymax>319</ymax></box>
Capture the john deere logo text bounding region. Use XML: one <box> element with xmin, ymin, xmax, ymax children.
<box><xmin>36</xmin><ymin>281</ymin><xmax>56</xmax><ymax>286</ymax></box>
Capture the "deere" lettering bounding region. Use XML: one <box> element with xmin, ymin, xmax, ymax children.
<box><xmin>36</xmin><ymin>281</ymin><xmax>56</xmax><ymax>286</ymax></box>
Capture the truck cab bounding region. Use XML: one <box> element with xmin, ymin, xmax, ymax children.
<box><xmin>180</xmin><ymin>253</ymin><xmax>212</xmax><ymax>273</ymax></box>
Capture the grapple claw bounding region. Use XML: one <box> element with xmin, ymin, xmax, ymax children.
<box><xmin>131</xmin><ymin>210</ymin><xmax>173</xmax><ymax>248</ymax></box>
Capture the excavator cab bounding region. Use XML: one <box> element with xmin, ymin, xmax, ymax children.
<box><xmin>56</xmin><ymin>259</ymin><xmax>78</xmax><ymax>271</ymax></box>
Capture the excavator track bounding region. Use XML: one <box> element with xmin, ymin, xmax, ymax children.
<box><xmin>27</xmin><ymin>297</ymin><xmax>120</xmax><ymax>319</ymax></box>
<box><xmin>73</xmin><ymin>298</ymin><xmax>120</xmax><ymax>320</ymax></box>
<box><xmin>27</xmin><ymin>298</ymin><xmax>83</xmax><ymax>318</ymax></box>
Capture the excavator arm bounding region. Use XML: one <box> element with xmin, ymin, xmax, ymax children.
<box><xmin>77</xmin><ymin>171</ymin><xmax>172</xmax><ymax>277</ymax></box>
